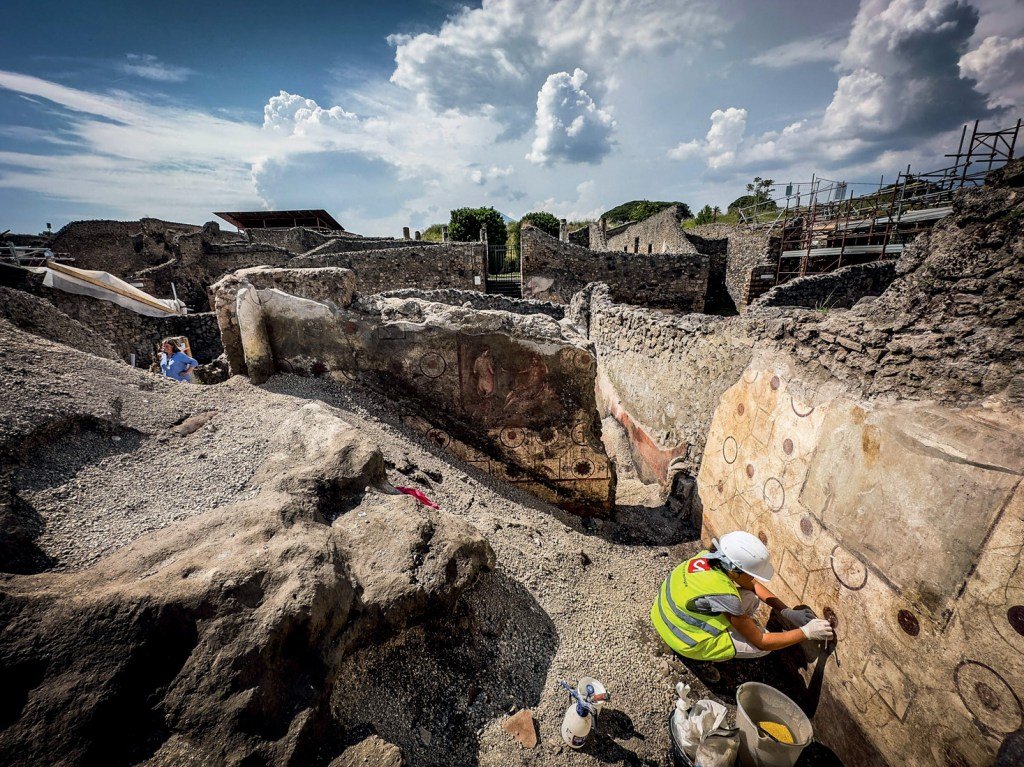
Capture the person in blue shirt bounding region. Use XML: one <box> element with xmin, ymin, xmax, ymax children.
<box><xmin>160</xmin><ymin>339</ymin><xmax>198</xmax><ymax>382</ymax></box>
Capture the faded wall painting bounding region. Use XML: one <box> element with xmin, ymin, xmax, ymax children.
<box><xmin>697</xmin><ymin>365</ymin><xmax>1024</xmax><ymax>767</ymax></box>
<box><xmin>234</xmin><ymin>287</ymin><xmax>614</xmax><ymax>513</ymax></box>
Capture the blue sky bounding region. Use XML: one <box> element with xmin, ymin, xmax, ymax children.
<box><xmin>1</xmin><ymin>0</ymin><xmax>1022</xmax><ymax>235</ymax></box>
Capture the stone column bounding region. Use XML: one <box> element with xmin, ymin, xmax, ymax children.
<box><xmin>441</xmin><ymin>225</ymin><xmax>448</xmax><ymax>242</ymax></box>
<box><xmin>559</xmin><ymin>218</ymin><xmax>568</xmax><ymax>242</ymax></box>
<box><xmin>402</xmin><ymin>226</ymin><xmax>410</xmax><ymax>240</ymax></box>
<box><xmin>480</xmin><ymin>226</ymin><xmax>488</xmax><ymax>244</ymax></box>
<box><xmin>235</xmin><ymin>286</ymin><xmax>275</xmax><ymax>385</ymax></box>
<box><xmin>414</xmin><ymin>230</ymin><xmax>421</xmax><ymax>241</ymax></box>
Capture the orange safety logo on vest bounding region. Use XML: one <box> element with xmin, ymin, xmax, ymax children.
<box><xmin>687</xmin><ymin>557</ymin><xmax>711</xmax><ymax>573</ymax></box>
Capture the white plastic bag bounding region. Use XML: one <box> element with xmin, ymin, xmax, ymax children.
<box><xmin>671</xmin><ymin>697</ymin><xmax>729</xmax><ymax>759</ymax></box>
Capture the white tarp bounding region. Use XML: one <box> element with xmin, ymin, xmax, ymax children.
<box><xmin>28</xmin><ymin>261</ymin><xmax>185</xmax><ymax>317</ymax></box>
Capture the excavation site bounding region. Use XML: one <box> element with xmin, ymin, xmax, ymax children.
<box><xmin>1</xmin><ymin>71</ymin><xmax>1023</xmax><ymax>766</ymax></box>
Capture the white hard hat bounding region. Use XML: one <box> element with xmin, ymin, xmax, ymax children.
<box><xmin>712</xmin><ymin>531</ymin><xmax>774</xmax><ymax>584</ymax></box>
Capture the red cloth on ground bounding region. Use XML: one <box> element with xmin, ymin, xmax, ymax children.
<box><xmin>395</xmin><ymin>486</ymin><xmax>441</xmax><ymax>509</ymax></box>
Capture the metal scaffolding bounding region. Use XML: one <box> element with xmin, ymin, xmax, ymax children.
<box><xmin>737</xmin><ymin>119</ymin><xmax>1021</xmax><ymax>287</ymax></box>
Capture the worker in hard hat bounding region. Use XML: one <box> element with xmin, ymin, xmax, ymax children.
<box><xmin>651</xmin><ymin>531</ymin><xmax>835</xmax><ymax>661</ymax></box>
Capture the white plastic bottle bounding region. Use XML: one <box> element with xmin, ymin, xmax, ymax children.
<box><xmin>560</xmin><ymin>701</ymin><xmax>592</xmax><ymax>749</ymax></box>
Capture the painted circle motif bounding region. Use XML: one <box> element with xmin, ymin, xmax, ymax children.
<box><xmin>538</xmin><ymin>426</ymin><xmax>558</xmax><ymax>445</ymax></box>
<box><xmin>426</xmin><ymin>428</ymin><xmax>451</xmax><ymax>449</ymax></box>
<box><xmin>954</xmin><ymin>660</ymin><xmax>1023</xmax><ymax>735</ymax></box>
<box><xmin>770</xmin><ymin>375</ymin><xmax>781</xmax><ymax>390</ymax></box>
<box><xmin>790</xmin><ymin>395</ymin><xmax>815</xmax><ymax>418</ymax></box>
<box><xmin>897</xmin><ymin>609</ymin><xmax>921</xmax><ymax>637</ymax></box>
<box><xmin>419</xmin><ymin>352</ymin><xmax>447</xmax><ymax>378</ymax></box>
<box><xmin>763</xmin><ymin>478</ymin><xmax>785</xmax><ymax>511</ymax></box>
<box><xmin>500</xmin><ymin>426</ymin><xmax>526</xmax><ymax>449</ymax></box>
<box><xmin>783</xmin><ymin>438</ymin><xmax>794</xmax><ymax>455</ymax></box>
<box><xmin>737</xmin><ymin>403</ymin><xmax>746</xmax><ymax>416</ymax></box>
<box><xmin>745</xmin><ymin>463</ymin><xmax>755</xmax><ymax>478</ymax></box>
<box><xmin>1008</xmin><ymin>605</ymin><xmax>1024</xmax><ymax>637</ymax></box>
<box><xmin>722</xmin><ymin>436</ymin><xmax>738</xmax><ymax>464</ymax></box>
<box><xmin>830</xmin><ymin>544</ymin><xmax>869</xmax><ymax>590</ymax></box>
<box><xmin>800</xmin><ymin>516</ymin><xmax>814</xmax><ymax>537</ymax></box>
<box><xmin>571</xmin><ymin>422</ymin><xmax>589</xmax><ymax>446</ymax></box>
<box><xmin>758</xmin><ymin>531</ymin><xmax>768</xmax><ymax>545</ymax></box>
<box><xmin>573</xmin><ymin>459</ymin><xmax>595</xmax><ymax>478</ymax></box>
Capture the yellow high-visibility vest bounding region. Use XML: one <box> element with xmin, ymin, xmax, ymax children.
<box><xmin>650</xmin><ymin>550</ymin><xmax>739</xmax><ymax>661</ymax></box>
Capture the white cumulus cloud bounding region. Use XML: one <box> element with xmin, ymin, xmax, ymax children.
<box><xmin>959</xmin><ymin>35</ymin><xmax>1024</xmax><ymax>109</ymax></box>
<box><xmin>526</xmin><ymin>69</ymin><xmax>615</xmax><ymax>166</ymax></box>
<box><xmin>263</xmin><ymin>91</ymin><xmax>358</xmax><ymax>134</ymax></box>
<box><xmin>669</xmin><ymin>107</ymin><xmax>747</xmax><ymax>169</ymax></box>
<box><xmin>388</xmin><ymin>0</ymin><xmax>723</xmax><ymax>135</ymax></box>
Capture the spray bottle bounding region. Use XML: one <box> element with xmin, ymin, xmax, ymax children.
<box><xmin>559</xmin><ymin>680</ymin><xmax>601</xmax><ymax>749</ymax></box>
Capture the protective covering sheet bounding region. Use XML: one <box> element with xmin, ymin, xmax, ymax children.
<box><xmin>29</xmin><ymin>261</ymin><xmax>185</xmax><ymax>317</ymax></box>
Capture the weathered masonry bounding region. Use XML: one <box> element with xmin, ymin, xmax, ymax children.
<box><xmin>213</xmin><ymin>270</ymin><xmax>614</xmax><ymax>514</ymax></box>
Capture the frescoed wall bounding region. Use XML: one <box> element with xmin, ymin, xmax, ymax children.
<box><xmin>697</xmin><ymin>363</ymin><xmax>1024</xmax><ymax>766</ymax></box>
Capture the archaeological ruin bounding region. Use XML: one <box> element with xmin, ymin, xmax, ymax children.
<box><xmin>1</xmin><ymin>140</ymin><xmax>1022</xmax><ymax>767</ymax></box>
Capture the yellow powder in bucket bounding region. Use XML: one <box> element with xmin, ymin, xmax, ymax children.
<box><xmin>758</xmin><ymin>721</ymin><xmax>795</xmax><ymax>744</ymax></box>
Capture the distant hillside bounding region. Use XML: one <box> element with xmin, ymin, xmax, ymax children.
<box><xmin>601</xmin><ymin>200</ymin><xmax>691</xmax><ymax>225</ymax></box>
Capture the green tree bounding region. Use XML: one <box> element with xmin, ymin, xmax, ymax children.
<box><xmin>601</xmin><ymin>200</ymin><xmax>692</xmax><ymax>225</ymax></box>
<box><xmin>693</xmin><ymin>204</ymin><xmax>716</xmax><ymax>225</ymax></box>
<box><xmin>448</xmin><ymin>207</ymin><xmax>508</xmax><ymax>246</ymax></box>
<box><xmin>728</xmin><ymin>177</ymin><xmax>777</xmax><ymax>211</ymax></box>
<box><xmin>421</xmin><ymin>223</ymin><xmax>444</xmax><ymax>242</ymax></box>
<box><xmin>507</xmin><ymin>210</ymin><xmax>560</xmax><ymax>250</ymax></box>
<box><xmin>520</xmin><ymin>211</ymin><xmax>560</xmax><ymax>237</ymax></box>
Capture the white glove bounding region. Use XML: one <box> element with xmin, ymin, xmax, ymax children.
<box><xmin>800</xmin><ymin>618</ymin><xmax>835</xmax><ymax>642</ymax></box>
<box><xmin>780</xmin><ymin>607</ymin><xmax>816</xmax><ymax>626</ymax></box>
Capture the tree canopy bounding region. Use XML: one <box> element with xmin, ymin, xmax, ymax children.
<box><xmin>728</xmin><ymin>177</ymin><xmax>777</xmax><ymax>211</ymax></box>
<box><xmin>448</xmin><ymin>207</ymin><xmax>507</xmax><ymax>246</ymax></box>
<box><xmin>601</xmin><ymin>200</ymin><xmax>692</xmax><ymax>225</ymax></box>
<box><xmin>421</xmin><ymin>223</ymin><xmax>444</xmax><ymax>242</ymax></box>
<box><xmin>507</xmin><ymin>211</ymin><xmax>560</xmax><ymax>250</ymax></box>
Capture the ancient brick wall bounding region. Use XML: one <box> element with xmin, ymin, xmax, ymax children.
<box><xmin>290</xmin><ymin>243</ymin><xmax>486</xmax><ymax>295</ymax></box>
<box><xmin>604</xmin><ymin>205</ymin><xmax>694</xmax><ymax>254</ymax></box>
<box><xmin>520</xmin><ymin>226</ymin><xmax>710</xmax><ymax>312</ymax></box>
<box><xmin>751</xmin><ymin>260</ymin><xmax>897</xmax><ymax>310</ymax></box>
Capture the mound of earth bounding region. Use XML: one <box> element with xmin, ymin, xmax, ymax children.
<box><xmin>0</xmin><ymin>319</ymin><xmax>494</xmax><ymax>765</ymax></box>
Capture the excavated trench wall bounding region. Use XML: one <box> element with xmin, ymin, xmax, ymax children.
<box><xmin>214</xmin><ymin>273</ymin><xmax>614</xmax><ymax>514</ymax></box>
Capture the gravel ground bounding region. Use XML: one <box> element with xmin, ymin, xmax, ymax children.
<box><xmin>264</xmin><ymin>375</ymin><xmax>707</xmax><ymax>767</ymax></box>
<box><xmin>13</xmin><ymin>406</ymin><xmax>276</xmax><ymax>571</ymax></box>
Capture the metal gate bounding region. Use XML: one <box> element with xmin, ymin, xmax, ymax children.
<box><xmin>485</xmin><ymin>243</ymin><xmax>522</xmax><ymax>297</ymax></box>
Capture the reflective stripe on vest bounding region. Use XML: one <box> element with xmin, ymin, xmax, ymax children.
<box><xmin>656</xmin><ymin>589</ymin><xmax>697</xmax><ymax>647</ymax></box>
<box><xmin>664</xmin><ymin>571</ymin><xmax>724</xmax><ymax>637</ymax></box>
<box><xmin>650</xmin><ymin>551</ymin><xmax>739</xmax><ymax>661</ymax></box>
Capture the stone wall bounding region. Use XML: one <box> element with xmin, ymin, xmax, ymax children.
<box><xmin>605</xmin><ymin>205</ymin><xmax>695</xmax><ymax>254</ymax></box>
<box><xmin>290</xmin><ymin>243</ymin><xmax>486</xmax><ymax>296</ymax></box>
<box><xmin>217</xmin><ymin>268</ymin><xmax>614</xmax><ymax>513</ymax></box>
<box><xmin>521</xmin><ymin>226</ymin><xmax>710</xmax><ymax>312</ymax></box>
<box><xmin>299</xmin><ymin>236</ymin><xmax>443</xmax><ymax>259</ymax></box>
<box><xmin>374</xmin><ymin>288</ymin><xmax>565</xmax><ymax>320</ymax></box>
<box><xmin>569</xmin><ymin>283</ymin><xmax>755</xmax><ymax>482</ymax></box>
<box><xmin>0</xmin><ymin>265</ymin><xmax>221</xmax><ymax>365</ymax></box>
<box><xmin>752</xmin><ymin>260</ymin><xmax>898</xmax><ymax>310</ymax></box>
